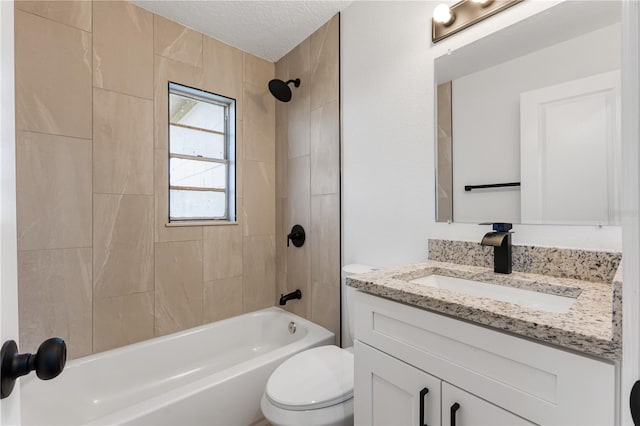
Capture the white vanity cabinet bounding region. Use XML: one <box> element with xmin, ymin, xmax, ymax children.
<box><xmin>355</xmin><ymin>342</ymin><xmax>534</xmax><ymax>426</ymax></box>
<box><xmin>352</xmin><ymin>291</ymin><xmax>616</xmax><ymax>426</ymax></box>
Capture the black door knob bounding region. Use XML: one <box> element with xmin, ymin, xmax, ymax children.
<box><xmin>1</xmin><ymin>337</ymin><xmax>67</xmax><ymax>399</ymax></box>
<box><xmin>630</xmin><ymin>380</ymin><xmax>640</xmax><ymax>425</ymax></box>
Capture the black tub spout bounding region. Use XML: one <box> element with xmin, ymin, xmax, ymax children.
<box><xmin>279</xmin><ymin>289</ymin><xmax>302</xmax><ymax>305</ymax></box>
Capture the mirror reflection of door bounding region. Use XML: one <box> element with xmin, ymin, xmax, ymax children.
<box><xmin>520</xmin><ymin>71</ymin><xmax>621</xmax><ymax>225</ymax></box>
<box><xmin>434</xmin><ymin>1</ymin><xmax>621</xmax><ymax>225</ymax></box>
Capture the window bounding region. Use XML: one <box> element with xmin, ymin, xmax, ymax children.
<box><xmin>168</xmin><ymin>82</ymin><xmax>236</xmax><ymax>222</ymax></box>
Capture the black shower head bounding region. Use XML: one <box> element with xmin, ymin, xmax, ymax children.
<box><xmin>268</xmin><ymin>78</ymin><xmax>301</xmax><ymax>102</ymax></box>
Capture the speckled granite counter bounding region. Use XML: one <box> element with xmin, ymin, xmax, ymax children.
<box><xmin>347</xmin><ymin>240</ymin><xmax>622</xmax><ymax>361</ymax></box>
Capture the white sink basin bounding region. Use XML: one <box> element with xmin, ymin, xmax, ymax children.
<box><xmin>409</xmin><ymin>274</ymin><xmax>576</xmax><ymax>314</ymax></box>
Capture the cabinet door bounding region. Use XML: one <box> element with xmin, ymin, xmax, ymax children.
<box><xmin>354</xmin><ymin>341</ymin><xmax>441</xmax><ymax>426</ymax></box>
<box><xmin>441</xmin><ymin>382</ymin><xmax>534</xmax><ymax>426</ymax></box>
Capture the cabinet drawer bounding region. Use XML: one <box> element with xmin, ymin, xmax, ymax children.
<box><xmin>442</xmin><ymin>382</ymin><xmax>534</xmax><ymax>426</ymax></box>
<box><xmin>354</xmin><ymin>291</ymin><xmax>615</xmax><ymax>426</ymax></box>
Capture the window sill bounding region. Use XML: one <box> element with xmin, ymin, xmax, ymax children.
<box><xmin>166</xmin><ymin>221</ymin><xmax>239</xmax><ymax>227</ymax></box>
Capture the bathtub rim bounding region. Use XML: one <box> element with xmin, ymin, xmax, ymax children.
<box><xmin>66</xmin><ymin>306</ymin><xmax>327</xmax><ymax>368</ymax></box>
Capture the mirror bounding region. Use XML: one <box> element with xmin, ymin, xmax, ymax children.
<box><xmin>435</xmin><ymin>1</ymin><xmax>621</xmax><ymax>225</ymax></box>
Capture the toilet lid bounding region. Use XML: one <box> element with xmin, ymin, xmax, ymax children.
<box><xmin>266</xmin><ymin>345</ymin><xmax>354</xmax><ymax>411</ymax></box>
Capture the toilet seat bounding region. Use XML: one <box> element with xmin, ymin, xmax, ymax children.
<box><xmin>265</xmin><ymin>345</ymin><xmax>354</xmax><ymax>411</ymax></box>
<box><xmin>261</xmin><ymin>393</ymin><xmax>354</xmax><ymax>426</ymax></box>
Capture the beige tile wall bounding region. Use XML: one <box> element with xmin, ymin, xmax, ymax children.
<box><xmin>275</xmin><ymin>15</ymin><xmax>341</xmax><ymax>344</ymax></box>
<box><xmin>15</xmin><ymin>0</ymin><xmax>275</xmax><ymax>358</ymax></box>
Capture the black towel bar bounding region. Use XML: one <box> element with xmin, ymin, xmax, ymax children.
<box><xmin>464</xmin><ymin>182</ymin><xmax>521</xmax><ymax>191</ymax></box>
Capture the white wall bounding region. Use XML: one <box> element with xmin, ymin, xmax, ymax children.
<box><xmin>341</xmin><ymin>1</ymin><xmax>432</xmax><ymax>269</ymax></box>
<box><xmin>452</xmin><ymin>23</ymin><xmax>620</xmax><ymax>224</ymax></box>
<box><xmin>341</xmin><ymin>0</ymin><xmax>622</xmax><ymax>273</ymax></box>
<box><xmin>621</xmin><ymin>3</ymin><xmax>640</xmax><ymax>425</ymax></box>
<box><xmin>1</xmin><ymin>0</ymin><xmax>21</xmax><ymax>421</ymax></box>
<box><xmin>341</xmin><ymin>4</ymin><xmax>637</xmax><ymax>422</ymax></box>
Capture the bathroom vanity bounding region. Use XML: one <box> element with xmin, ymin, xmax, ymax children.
<box><xmin>348</xmin><ymin>240</ymin><xmax>621</xmax><ymax>426</ymax></box>
<box><xmin>346</xmin><ymin>1</ymin><xmax>625</xmax><ymax>423</ymax></box>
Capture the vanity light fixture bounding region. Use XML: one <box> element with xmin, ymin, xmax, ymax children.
<box><xmin>433</xmin><ymin>4</ymin><xmax>454</xmax><ymax>25</ymax></box>
<box><xmin>432</xmin><ymin>0</ymin><xmax>522</xmax><ymax>43</ymax></box>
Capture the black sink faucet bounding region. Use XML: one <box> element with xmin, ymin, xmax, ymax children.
<box><xmin>480</xmin><ymin>223</ymin><xmax>513</xmax><ymax>274</ymax></box>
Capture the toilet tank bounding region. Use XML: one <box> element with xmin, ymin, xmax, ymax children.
<box><xmin>341</xmin><ymin>264</ymin><xmax>378</xmax><ymax>348</ymax></box>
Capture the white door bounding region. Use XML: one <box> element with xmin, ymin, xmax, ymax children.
<box><xmin>354</xmin><ymin>341</ymin><xmax>441</xmax><ymax>426</ymax></box>
<box><xmin>0</xmin><ymin>0</ymin><xmax>21</xmax><ymax>424</ymax></box>
<box><xmin>441</xmin><ymin>382</ymin><xmax>534</xmax><ymax>426</ymax></box>
<box><xmin>520</xmin><ymin>70</ymin><xmax>621</xmax><ymax>225</ymax></box>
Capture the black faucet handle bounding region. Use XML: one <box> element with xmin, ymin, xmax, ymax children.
<box><xmin>479</xmin><ymin>222</ymin><xmax>512</xmax><ymax>232</ymax></box>
<box><xmin>287</xmin><ymin>225</ymin><xmax>305</xmax><ymax>248</ymax></box>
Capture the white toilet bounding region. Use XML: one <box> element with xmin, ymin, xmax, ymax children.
<box><xmin>261</xmin><ymin>264</ymin><xmax>377</xmax><ymax>426</ymax></box>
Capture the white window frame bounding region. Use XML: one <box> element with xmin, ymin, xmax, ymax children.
<box><xmin>168</xmin><ymin>82</ymin><xmax>236</xmax><ymax>222</ymax></box>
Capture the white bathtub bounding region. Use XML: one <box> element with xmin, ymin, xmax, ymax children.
<box><xmin>21</xmin><ymin>307</ymin><xmax>334</xmax><ymax>425</ymax></box>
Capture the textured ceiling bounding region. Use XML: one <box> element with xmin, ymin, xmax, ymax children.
<box><xmin>133</xmin><ymin>1</ymin><xmax>352</xmax><ymax>62</ymax></box>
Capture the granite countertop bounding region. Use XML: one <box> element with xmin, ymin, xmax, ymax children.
<box><xmin>347</xmin><ymin>259</ymin><xmax>622</xmax><ymax>360</ymax></box>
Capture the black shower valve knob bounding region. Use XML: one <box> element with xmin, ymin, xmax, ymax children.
<box><xmin>287</xmin><ymin>224</ymin><xmax>306</xmax><ymax>248</ymax></box>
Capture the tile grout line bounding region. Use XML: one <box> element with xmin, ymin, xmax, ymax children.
<box><xmin>14</xmin><ymin>128</ymin><xmax>92</xmax><ymax>142</ymax></box>
<box><xmin>201</xmin><ymin>235</ymin><xmax>204</xmax><ymax>325</ymax></box>
<box><xmin>17</xmin><ymin>246</ymin><xmax>93</xmax><ymax>254</ymax></box>
<box><xmin>93</xmin><ymin>85</ymin><xmax>153</xmax><ymax>103</ymax></box>
<box><xmin>152</xmin><ymin>11</ymin><xmax>157</xmax><ymax>338</ymax></box>
<box><xmin>307</xmin><ymin>40</ymin><xmax>313</xmax><ymax>320</ymax></box>
<box><xmin>200</xmin><ymin>30</ymin><xmax>207</xmax><ymax>325</ymax></box>
<box><xmin>90</xmin><ymin>0</ymin><xmax>95</xmax><ymax>356</ymax></box>
<box><xmin>92</xmin><ymin>191</ymin><xmax>154</xmax><ymax>197</ymax></box>
<box><xmin>15</xmin><ymin>7</ymin><xmax>92</xmax><ymax>34</ymax></box>
<box><xmin>241</xmin><ymin>52</ymin><xmax>246</xmax><ymax>314</ymax></box>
